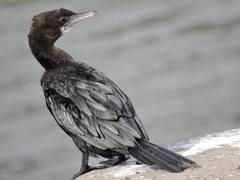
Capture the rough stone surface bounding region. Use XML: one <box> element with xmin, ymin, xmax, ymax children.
<box><xmin>76</xmin><ymin>129</ymin><xmax>240</xmax><ymax>180</ymax></box>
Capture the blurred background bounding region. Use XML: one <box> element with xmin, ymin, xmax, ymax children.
<box><xmin>0</xmin><ymin>0</ymin><xmax>240</xmax><ymax>179</ymax></box>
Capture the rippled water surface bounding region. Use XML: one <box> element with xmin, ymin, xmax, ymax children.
<box><xmin>0</xmin><ymin>0</ymin><xmax>240</xmax><ymax>179</ymax></box>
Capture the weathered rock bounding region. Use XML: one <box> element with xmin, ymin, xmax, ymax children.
<box><xmin>76</xmin><ymin>129</ymin><xmax>240</xmax><ymax>180</ymax></box>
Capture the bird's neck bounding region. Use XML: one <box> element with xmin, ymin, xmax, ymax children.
<box><xmin>28</xmin><ymin>32</ymin><xmax>73</xmax><ymax>70</ymax></box>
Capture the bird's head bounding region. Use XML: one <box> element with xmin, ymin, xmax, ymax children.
<box><xmin>28</xmin><ymin>8</ymin><xmax>97</xmax><ymax>45</ymax></box>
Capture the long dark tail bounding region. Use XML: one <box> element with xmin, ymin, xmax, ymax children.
<box><xmin>129</xmin><ymin>140</ymin><xmax>198</xmax><ymax>172</ymax></box>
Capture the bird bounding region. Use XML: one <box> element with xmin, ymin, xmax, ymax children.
<box><xmin>28</xmin><ymin>8</ymin><xmax>198</xmax><ymax>180</ymax></box>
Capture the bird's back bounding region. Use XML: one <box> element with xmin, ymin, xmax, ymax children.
<box><xmin>41</xmin><ymin>62</ymin><xmax>149</xmax><ymax>151</ymax></box>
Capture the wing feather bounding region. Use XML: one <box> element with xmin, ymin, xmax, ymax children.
<box><xmin>43</xmin><ymin>65</ymin><xmax>148</xmax><ymax>151</ymax></box>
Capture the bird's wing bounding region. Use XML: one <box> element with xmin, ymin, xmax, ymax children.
<box><xmin>43</xmin><ymin>67</ymin><xmax>148</xmax><ymax>150</ymax></box>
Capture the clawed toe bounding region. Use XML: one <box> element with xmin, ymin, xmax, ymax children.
<box><xmin>70</xmin><ymin>164</ymin><xmax>109</xmax><ymax>180</ymax></box>
<box><xmin>87</xmin><ymin>164</ymin><xmax>109</xmax><ymax>171</ymax></box>
<box><xmin>100</xmin><ymin>157</ymin><xmax>121</xmax><ymax>166</ymax></box>
<box><xmin>100</xmin><ymin>155</ymin><xmax>130</xmax><ymax>166</ymax></box>
<box><xmin>136</xmin><ymin>161</ymin><xmax>142</xmax><ymax>165</ymax></box>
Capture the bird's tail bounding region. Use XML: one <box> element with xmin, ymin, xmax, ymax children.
<box><xmin>129</xmin><ymin>140</ymin><xmax>198</xmax><ymax>172</ymax></box>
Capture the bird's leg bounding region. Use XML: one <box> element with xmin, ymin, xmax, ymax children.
<box><xmin>100</xmin><ymin>154</ymin><xmax>130</xmax><ymax>166</ymax></box>
<box><xmin>71</xmin><ymin>152</ymin><xmax>89</xmax><ymax>180</ymax></box>
<box><xmin>71</xmin><ymin>151</ymin><xmax>108</xmax><ymax>180</ymax></box>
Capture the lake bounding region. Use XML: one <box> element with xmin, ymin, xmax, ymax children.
<box><xmin>0</xmin><ymin>0</ymin><xmax>240</xmax><ymax>179</ymax></box>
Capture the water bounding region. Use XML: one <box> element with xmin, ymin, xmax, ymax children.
<box><xmin>0</xmin><ymin>0</ymin><xmax>240</xmax><ymax>179</ymax></box>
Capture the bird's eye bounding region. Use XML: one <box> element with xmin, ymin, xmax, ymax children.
<box><xmin>59</xmin><ymin>17</ymin><xmax>68</xmax><ymax>24</ymax></box>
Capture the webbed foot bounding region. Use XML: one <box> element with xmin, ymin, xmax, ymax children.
<box><xmin>70</xmin><ymin>164</ymin><xmax>108</xmax><ymax>180</ymax></box>
<box><xmin>100</xmin><ymin>155</ymin><xmax>129</xmax><ymax>166</ymax></box>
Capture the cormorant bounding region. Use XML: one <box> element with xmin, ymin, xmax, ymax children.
<box><xmin>28</xmin><ymin>8</ymin><xmax>198</xmax><ymax>180</ymax></box>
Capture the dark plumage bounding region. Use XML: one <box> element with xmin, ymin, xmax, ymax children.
<box><xmin>28</xmin><ymin>8</ymin><xmax>198</xmax><ymax>180</ymax></box>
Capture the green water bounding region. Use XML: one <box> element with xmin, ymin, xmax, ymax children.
<box><xmin>0</xmin><ymin>0</ymin><xmax>240</xmax><ymax>179</ymax></box>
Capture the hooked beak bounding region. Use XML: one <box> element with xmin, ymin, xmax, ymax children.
<box><xmin>61</xmin><ymin>11</ymin><xmax>97</xmax><ymax>33</ymax></box>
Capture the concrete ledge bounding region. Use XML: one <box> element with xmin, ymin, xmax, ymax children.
<box><xmin>76</xmin><ymin>129</ymin><xmax>240</xmax><ymax>180</ymax></box>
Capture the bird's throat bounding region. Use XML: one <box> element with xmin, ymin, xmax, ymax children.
<box><xmin>28</xmin><ymin>31</ymin><xmax>73</xmax><ymax>70</ymax></box>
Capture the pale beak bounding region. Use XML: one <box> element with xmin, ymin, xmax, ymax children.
<box><xmin>61</xmin><ymin>11</ymin><xmax>97</xmax><ymax>33</ymax></box>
